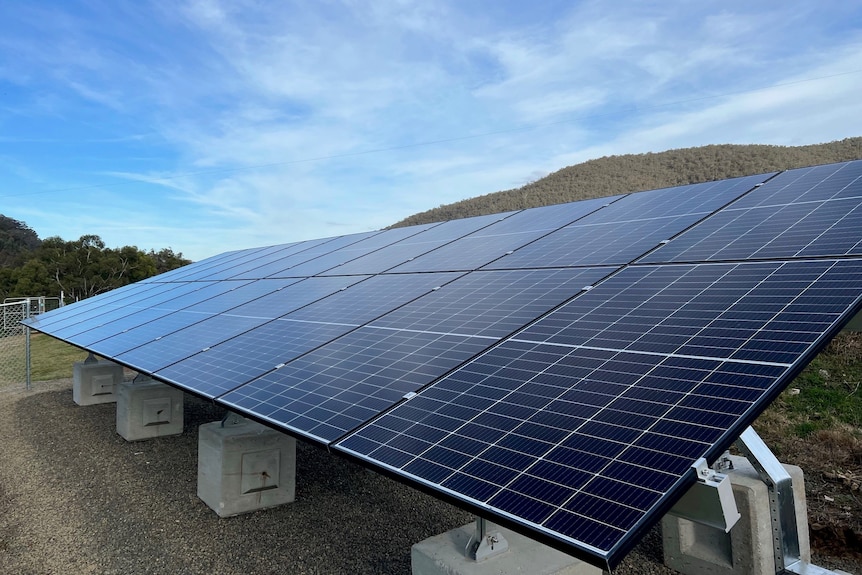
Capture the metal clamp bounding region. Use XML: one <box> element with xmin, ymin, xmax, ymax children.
<box><xmin>466</xmin><ymin>517</ymin><xmax>509</xmax><ymax>562</ymax></box>
<box><xmin>667</xmin><ymin>457</ymin><xmax>740</xmax><ymax>532</ymax></box>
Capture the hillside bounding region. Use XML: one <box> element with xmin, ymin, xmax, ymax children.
<box><xmin>393</xmin><ymin>138</ymin><xmax>862</xmax><ymax>227</ymax></box>
<box><xmin>0</xmin><ymin>215</ymin><xmax>40</xmax><ymax>268</ymax></box>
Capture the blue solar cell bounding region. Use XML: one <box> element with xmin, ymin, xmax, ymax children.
<box><xmin>489</xmin><ymin>213</ymin><xmax>704</xmax><ymax>269</ymax></box>
<box><xmin>284</xmin><ymin>272</ymin><xmax>463</xmax><ymax>325</ymax></box>
<box><xmin>336</xmin><ymin>257</ymin><xmax>862</xmax><ymax>566</ymax></box>
<box><xmin>155</xmin><ymin>319</ymin><xmax>356</xmax><ymax>398</ymax></box>
<box><xmin>51</xmin><ymin>280</ymin><xmax>241</xmax><ymax>343</ymax></box>
<box><xmin>220</xmin><ymin>327</ymin><xmax>493</xmax><ymax>443</ymax></box>
<box><xmin>320</xmin><ymin>216</ymin><xmax>516</xmax><ymax>275</ymax></box>
<box><xmin>193</xmin><ymin>240</ymin><xmax>329</xmax><ymax>281</ymax></box>
<box><xmin>369</xmin><ymin>267</ymin><xmax>615</xmax><ymax>338</ymax></box>
<box><xmin>588</xmin><ymin>173</ymin><xmax>772</xmax><ymax>223</ymax></box>
<box><xmin>272</xmin><ymin>225</ymin><xmax>439</xmax><ymax>277</ymax></box>
<box><xmin>115</xmin><ymin>313</ymin><xmax>273</xmax><ymax>373</ymax></box>
<box><xmin>485</xmin><ymin>175</ymin><xmax>770</xmax><ymax>270</ymax></box>
<box><xmin>389</xmin><ymin>200</ymin><xmax>611</xmax><ymax>272</ymax></box>
<box><xmin>25</xmin><ymin>281</ymin><xmax>174</xmax><ymax>332</ymax></box>
<box><xmin>70</xmin><ymin>276</ymin><xmax>366</xmax><ymax>358</ymax></box>
<box><xmin>159</xmin><ymin>243</ymin><xmax>290</xmax><ymax>282</ymax></box>
<box><xmin>512</xmin><ymin>260</ymin><xmax>862</xmax><ymax>365</ymax></box>
<box><xmin>223</xmin><ymin>231</ymin><xmax>383</xmax><ymax>279</ymax></box>
<box><xmin>153</xmin><ymin>273</ymin><xmax>462</xmax><ymax>397</ymax></box>
<box><xmin>644</xmin><ymin>161</ymin><xmax>862</xmax><ymax>263</ymax></box>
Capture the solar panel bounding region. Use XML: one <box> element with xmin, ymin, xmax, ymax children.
<box><xmin>218</xmin><ymin>267</ymin><xmax>612</xmax><ymax>443</ymax></box>
<box><xmin>643</xmin><ymin>161</ymin><xmax>862</xmax><ymax>263</ymax></box>
<box><xmin>220</xmin><ymin>327</ymin><xmax>494</xmax><ymax>443</ymax></box>
<box><xmin>68</xmin><ymin>275</ymin><xmax>367</xmax><ymax>360</ymax></box>
<box><xmin>225</xmin><ymin>231</ymin><xmax>385</xmax><ymax>280</ymax></box>
<box><xmin>156</xmin><ymin>319</ymin><xmax>362</xmax><ymax>398</ymax></box>
<box><xmin>389</xmin><ymin>200</ymin><xmax>612</xmax><ymax>272</ymax></box>
<box><xmin>191</xmin><ymin>239</ymin><xmax>333</xmax><ymax>281</ymax></box>
<box><xmin>153</xmin><ymin>272</ymin><xmax>464</xmax><ymax>396</ymax></box>
<box><xmin>320</xmin><ymin>215</ymin><xmax>522</xmax><ymax>276</ymax></box>
<box><xmin>262</xmin><ymin>224</ymin><xmax>441</xmax><ymax>278</ymax></box>
<box><xmin>22</xmin><ymin>160</ymin><xmax>862</xmax><ymax>571</ymax></box>
<box><xmin>147</xmin><ymin>242</ymin><xmax>293</xmax><ymax>283</ymax></box>
<box><xmin>368</xmin><ymin>267</ymin><xmax>615</xmax><ymax>338</ymax></box>
<box><xmin>335</xmin><ymin>257</ymin><xmax>862</xmax><ymax>565</ymax></box>
<box><xmin>26</xmin><ymin>281</ymin><xmax>170</xmax><ymax>331</ymax></box>
<box><xmin>486</xmin><ymin>173</ymin><xmax>772</xmax><ymax>270</ymax></box>
<box><xmin>48</xmin><ymin>280</ymin><xmax>246</xmax><ymax>342</ymax></box>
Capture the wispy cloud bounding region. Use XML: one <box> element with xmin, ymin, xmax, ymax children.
<box><xmin>1</xmin><ymin>1</ymin><xmax>861</xmax><ymax>260</ymax></box>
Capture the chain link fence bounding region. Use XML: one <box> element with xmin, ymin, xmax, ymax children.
<box><xmin>1</xmin><ymin>297</ymin><xmax>62</xmax><ymax>389</ymax></box>
<box><xmin>0</xmin><ymin>300</ymin><xmax>30</xmax><ymax>388</ymax></box>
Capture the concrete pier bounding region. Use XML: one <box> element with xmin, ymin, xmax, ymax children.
<box><xmin>72</xmin><ymin>358</ymin><xmax>123</xmax><ymax>406</ymax></box>
<box><xmin>662</xmin><ymin>455</ymin><xmax>809</xmax><ymax>575</ymax></box>
<box><xmin>116</xmin><ymin>377</ymin><xmax>184</xmax><ymax>441</ymax></box>
<box><xmin>197</xmin><ymin>415</ymin><xmax>296</xmax><ymax>517</ymax></box>
<box><xmin>412</xmin><ymin>521</ymin><xmax>602</xmax><ymax>575</ymax></box>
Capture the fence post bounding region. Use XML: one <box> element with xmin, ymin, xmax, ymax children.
<box><xmin>24</xmin><ymin>300</ymin><xmax>31</xmax><ymax>390</ymax></box>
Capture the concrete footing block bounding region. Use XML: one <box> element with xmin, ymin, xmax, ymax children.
<box><xmin>116</xmin><ymin>378</ymin><xmax>184</xmax><ymax>441</ymax></box>
<box><xmin>411</xmin><ymin>521</ymin><xmax>602</xmax><ymax>575</ymax></box>
<box><xmin>197</xmin><ymin>416</ymin><xmax>296</xmax><ymax>517</ymax></box>
<box><xmin>662</xmin><ymin>455</ymin><xmax>809</xmax><ymax>575</ymax></box>
<box><xmin>72</xmin><ymin>359</ymin><xmax>123</xmax><ymax>406</ymax></box>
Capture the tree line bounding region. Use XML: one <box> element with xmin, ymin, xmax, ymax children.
<box><xmin>0</xmin><ymin>215</ymin><xmax>190</xmax><ymax>303</ymax></box>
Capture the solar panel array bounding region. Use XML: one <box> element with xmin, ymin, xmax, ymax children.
<box><xmin>24</xmin><ymin>160</ymin><xmax>862</xmax><ymax>569</ymax></box>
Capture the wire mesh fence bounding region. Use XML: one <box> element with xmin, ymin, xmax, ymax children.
<box><xmin>0</xmin><ymin>300</ymin><xmax>29</xmax><ymax>388</ymax></box>
<box><xmin>0</xmin><ymin>297</ymin><xmax>62</xmax><ymax>389</ymax></box>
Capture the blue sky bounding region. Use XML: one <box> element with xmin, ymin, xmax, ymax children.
<box><xmin>2</xmin><ymin>1</ymin><xmax>861</xmax><ymax>261</ymax></box>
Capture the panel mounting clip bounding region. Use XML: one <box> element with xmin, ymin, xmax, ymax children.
<box><xmin>668</xmin><ymin>457</ymin><xmax>740</xmax><ymax>532</ymax></box>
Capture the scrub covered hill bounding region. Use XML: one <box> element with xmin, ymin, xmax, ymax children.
<box><xmin>393</xmin><ymin>138</ymin><xmax>862</xmax><ymax>227</ymax></box>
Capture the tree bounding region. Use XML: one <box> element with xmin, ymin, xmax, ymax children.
<box><xmin>0</xmin><ymin>235</ymin><xmax>191</xmax><ymax>302</ymax></box>
<box><xmin>148</xmin><ymin>247</ymin><xmax>190</xmax><ymax>275</ymax></box>
<box><xmin>0</xmin><ymin>215</ymin><xmax>41</xmax><ymax>268</ymax></box>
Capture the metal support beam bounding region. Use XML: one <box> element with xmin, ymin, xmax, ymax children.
<box><xmin>466</xmin><ymin>516</ymin><xmax>509</xmax><ymax>562</ymax></box>
<box><xmin>735</xmin><ymin>427</ymin><xmax>801</xmax><ymax>574</ymax></box>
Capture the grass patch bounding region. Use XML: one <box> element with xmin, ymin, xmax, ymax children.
<box><xmin>764</xmin><ymin>332</ymin><xmax>862</xmax><ymax>435</ymax></box>
<box><xmin>29</xmin><ymin>332</ymin><xmax>89</xmax><ymax>381</ymax></box>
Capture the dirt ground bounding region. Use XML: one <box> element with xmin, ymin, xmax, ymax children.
<box><xmin>0</xmin><ymin>379</ymin><xmax>860</xmax><ymax>575</ymax></box>
<box><xmin>753</xmin><ymin>422</ymin><xmax>862</xmax><ymax>564</ymax></box>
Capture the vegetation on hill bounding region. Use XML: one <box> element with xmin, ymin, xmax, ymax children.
<box><xmin>393</xmin><ymin>138</ymin><xmax>862</xmax><ymax>227</ymax></box>
<box><xmin>0</xmin><ymin>215</ymin><xmax>40</xmax><ymax>267</ymax></box>
<box><xmin>0</xmin><ymin>215</ymin><xmax>190</xmax><ymax>302</ymax></box>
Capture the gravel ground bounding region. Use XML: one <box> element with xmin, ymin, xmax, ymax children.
<box><xmin>0</xmin><ymin>379</ymin><xmax>858</xmax><ymax>575</ymax></box>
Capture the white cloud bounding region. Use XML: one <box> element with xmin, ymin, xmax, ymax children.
<box><xmin>2</xmin><ymin>1</ymin><xmax>862</xmax><ymax>261</ymax></box>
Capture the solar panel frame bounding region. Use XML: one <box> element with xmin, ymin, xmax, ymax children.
<box><xmin>151</xmin><ymin>272</ymin><xmax>466</xmax><ymax>397</ymax></box>
<box><xmin>386</xmin><ymin>200</ymin><xmax>612</xmax><ymax>273</ymax></box>
<box><xmin>643</xmin><ymin>161</ymin><xmax>862</xmax><ymax>264</ymax></box>
<box><xmin>485</xmin><ymin>173</ymin><xmax>773</xmax><ymax>270</ymax></box>
<box><xmin>191</xmin><ymin>238</ymin><xmax>335</xmax><ymax>281</ymax></box>
<box><xmin>331</xmin><ymin>259</ymin><xmax>862</xmax><ymax>565</ymax></box>
<box><xmin>319</xmin><ymin>215</ymin><xmax>527</xmax><ymax>276</ymax></box>
<box><xmin>19</xmin><ymin>160</ymin><xmax>862</xmax><ymax>572</ymax></box>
